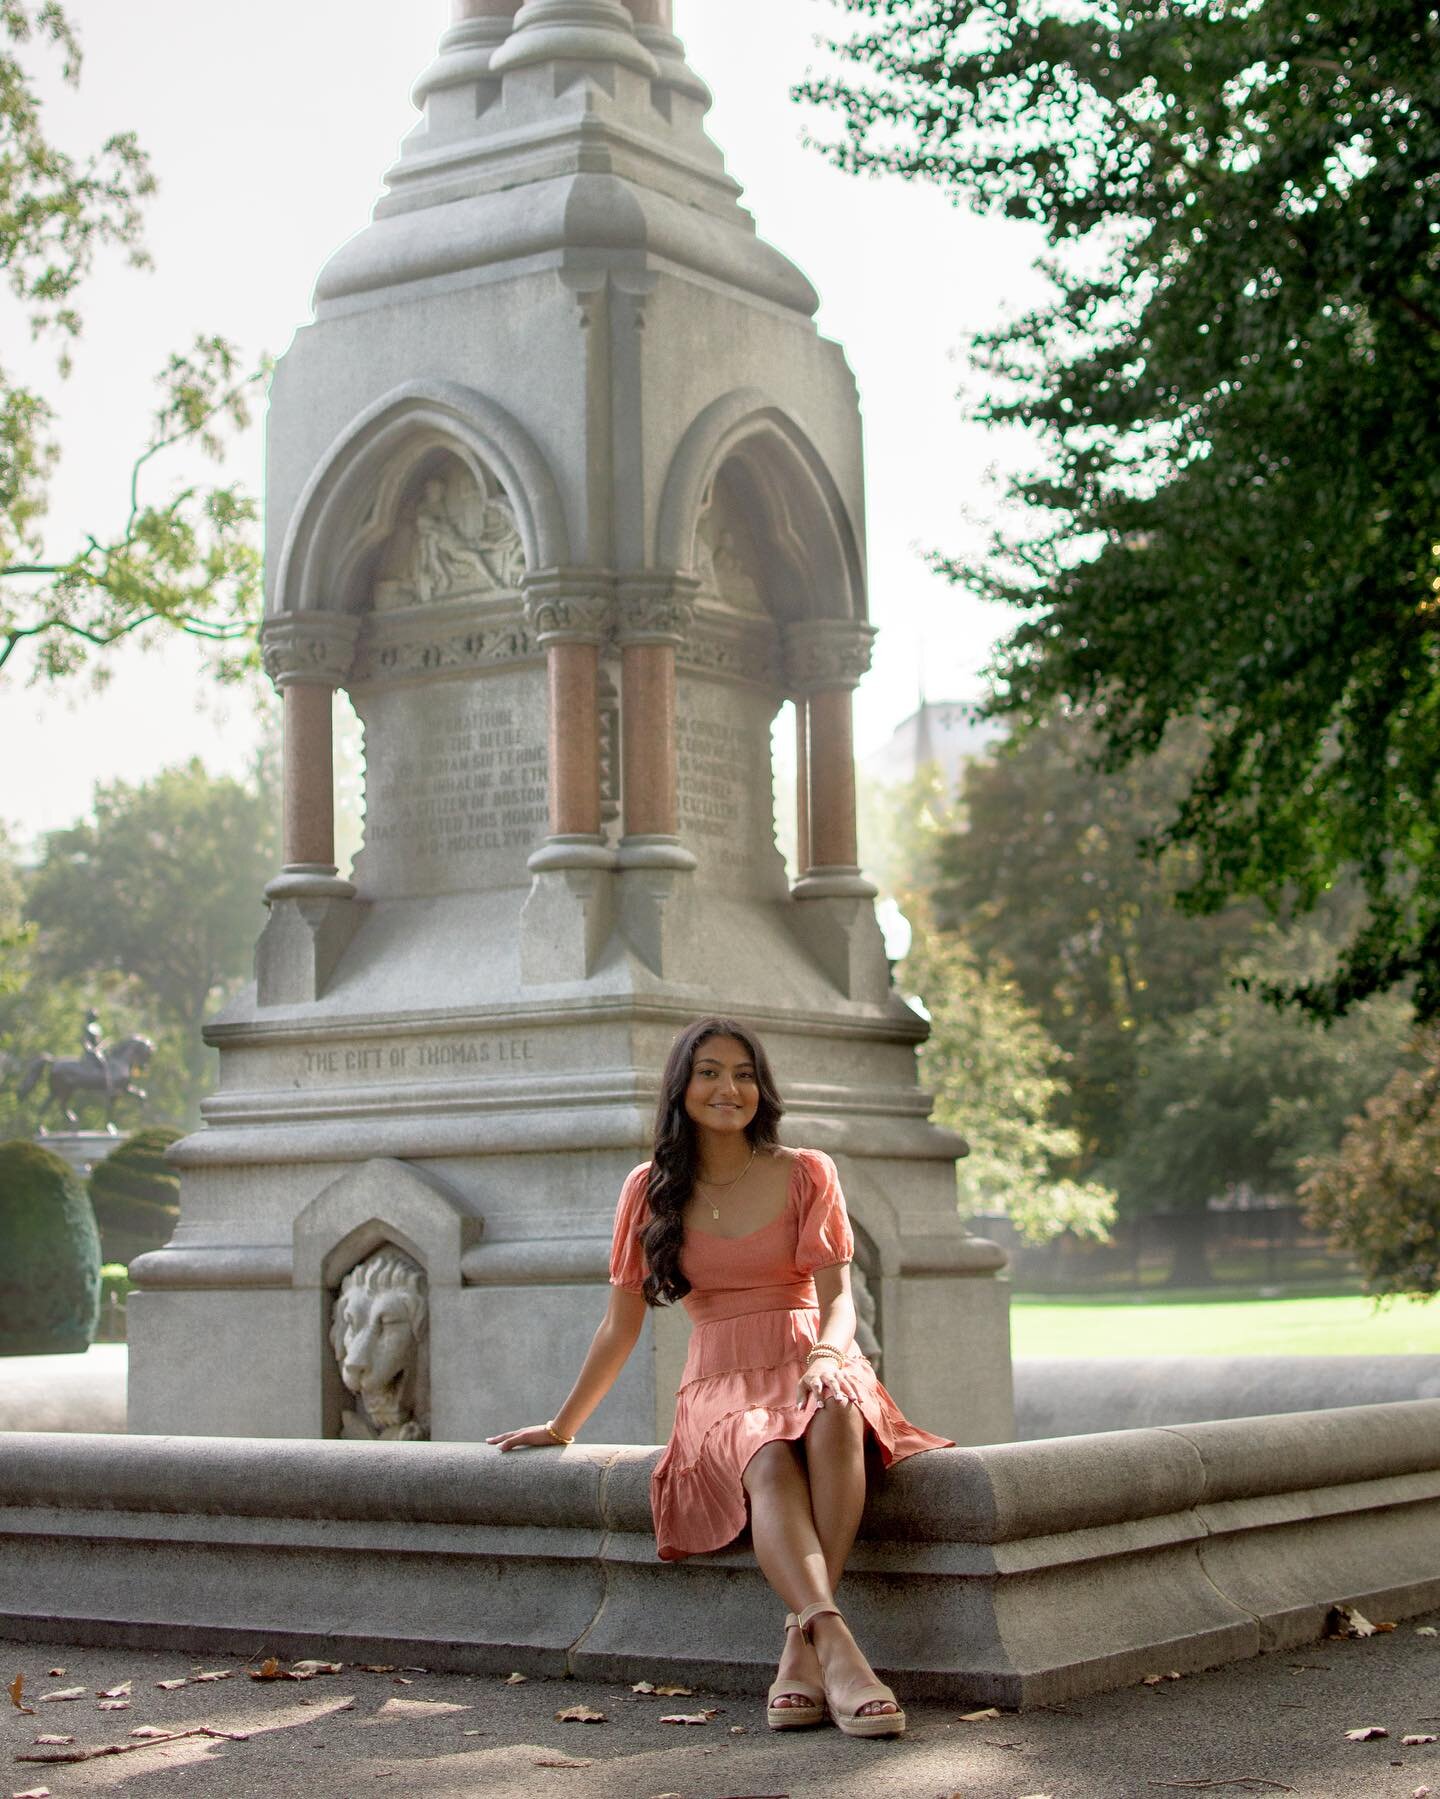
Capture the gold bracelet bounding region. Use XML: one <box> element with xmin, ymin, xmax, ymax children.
<box><xmin>544</xmin><ymin>1419</ymin><xmax>575</xmax><ymax>1446</ymax></box>
<box><xmin>805</xmin><ymin>1344</ymin><xmax>844</xmax><ymax>1366</ymax></box>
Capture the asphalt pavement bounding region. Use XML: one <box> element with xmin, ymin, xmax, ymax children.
<box><xmin>3</xmin><ymin>1606</ymin><xmax>1439</xmax><ymax>1798</ymax></box>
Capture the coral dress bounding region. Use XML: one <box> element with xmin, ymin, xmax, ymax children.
<box><xmin>609</xmin><ymin>1147</ymin><xmax>953</xmax><ymax>1562</ymax></box>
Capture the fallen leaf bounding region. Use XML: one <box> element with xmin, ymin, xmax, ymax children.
<box><xmin>659</xmin><ymin>1709</ymin><xmax>718</xmax><ymax>1725</ymax></box>
<box><xmin>729</xmin><ymin>1724</ymin><xmax>746</xmax><ymax>1733</ymax></box>
<box><xmin>96</xmin><ymin>1699</ymin><xmax>130</xmax><ymax>1712</ymax></box>
<box><xmin>1418</xmin><ymin>1627</ymin><xmax>1439</xmax><ymax>1638</ymax></box>
<box><xmin>248</xmin><ymin>1658</ymin><xmax>287</xmax><ymax>1681</ymax></box>
<box><xmin>1405</xmin><ymin>1735</ymin><xmax>1440</xmax><ymax>1746</ymax></box>
<box><xmin>533</xmin><ymin>1756</ymin><xmax>595</xmax><ymax>1769</ymax></box>
<box><xmin>1415</xmin><ymin>1787</ymin><xmax>1433</xmax><ymax>1798</ymax></box>
<box><xmin>632</xmin><ymin>1681</ymin><xmax>656</xmax><ymax>1694</ymax></box>
<box><xmin>1329</xmin><ymin>1605</ymin><xmax>1378</xmax><ymax>1639</ymax></box>
<box><xmin>653</xmin><ymin>1683</ymin><xmax>694</xmax><ymax>1697</ymax></box>
<box><xmin>155</xmin><ymin>1679</ymin><xmax>189</xmax><ymax>1691</ymax></box>
<box><xmin>12</xmin><ymin>1788</ymin><xmax>51</xmax><ymax>1797</ymax></box>
<box><xmin>9</xmin><ymin>1673</ymin><xmax>34</xmax><ymax>1716</ymax></box>
<box><xmin>31</xmin><ymin>1737</ymin><xmax>73</xmax><ymax>1747</ymax></box>
<box><xmin>555</xmin><ymin>1704</ymin><xmax>607</xmax><ymax>1723</ymax></box>
<box><xmin>45</xmin><ymin>1670</ymin><xmax>64</xmax><ymax>1678</ymax></box>
<box><xmin>192</xmin><ymin>1670</ymin><xmax>232</xmax><ymax>1683</ymax></box>
<box><xmin>1345</xmin><ymin>1726</ymin><xmax>1389</xmax><ymax>1740</ymax></box>
<box><xmin>960</xmin><ymin>1706</ymin><xmax>1002</xmax><ymax>1721</ymax></box>
<box><xmin>391</xmin><ymin>1677</ymin><xmax>413</xmax><ymax>1686</ymax></box>
<box><xmin>290</xmin><ymin>1660</ymin><xmax>342</xmax><ymax>1676</ymax></box>
<box><xmin>375</xmin><ymin>1697</ymin><xmax>471</xmax><ymax>1719</ymax></box>
<box><xmin>98</xmin><ymin>1682</ymin><xmax>132</xmax><ymax>1699</ymax></box>
<box><xmin>354</xmin><ymin>1664</ymin><xmax>396</xmax><ymax>1674</ymax></box>
<box><xmin>504</xmin><ymin>1671</ymin><xmax>527</xmax><ymax>1685</ymax></box>
<box><xmin>129</xmin><ymin>1727</ymin><xmax>172</xmax><ymax>1740</ymax></box>
<box><xmin>38</xmin><ymin>1688</ymin><xmax>85</xmax><ymax>1703</ymax></box>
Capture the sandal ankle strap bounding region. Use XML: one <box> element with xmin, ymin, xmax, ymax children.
<box><xmin>796</xmin><ymin>1600</ymin><xmax>841</xmax><ymax>1635</ymax></box>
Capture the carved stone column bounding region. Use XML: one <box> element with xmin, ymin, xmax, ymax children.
<box><xmin>783</xmin><ymin>618</ymin><xmax>887</xmax><ymax>1001</ymax></box>
<box><xmin>519</xmin><ymin>574</ymin><xmax>616</xmax><ymax>983</ymax></box>
<box><xmin>257</xmin><ymin>610</ymin><xmax>363</xmax><ymax>1006</ymax></box>
<box><xmin>616</xmin><ymin>577</ymin><xmax>697</xmax><ymax>870</ymax></box>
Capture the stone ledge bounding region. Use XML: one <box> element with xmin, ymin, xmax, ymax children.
<box><xmin>2</xmin><ymin>1405</ymin><xmax>1438</xmax><ymax>1706</ymax></box>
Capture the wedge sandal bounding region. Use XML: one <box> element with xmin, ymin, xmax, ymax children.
<box><xmin>765</xmin><ymin>1610</ymin><xmax>827</xmax><ymax>1730</ymax></box>
<box><xmin>796</xmin><ymin>1601</ymin><xmax>906</xmax><ymax>1738</ymax></box>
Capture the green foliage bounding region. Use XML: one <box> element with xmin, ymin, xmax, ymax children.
<box><xmin>88</xmin><ymin>1125</ymin><xmax>179</xmax><ymax>1264</ymax></box>
<box><xmin>24</xmin><ymin>760</ymin><xmax>278</xmax><ymax>1105</ymax></box>
<box><xmin>935</xmin><ymin>711</ymin><xmax>1264</xmax><ymax>1167</ymax></box>
<box><xmin>1302</xmin><ymin>1030</ymin><xmax>1440</xmax><ymax>1300</ymax></box>
<box><xmin>0</xmin><ymin>4</ymin><xmax>264</xmax><ymax>683</ymax></box>
<box><xmin>803</xmin><ymin>0</ymin><xmax>1440</xmax><ymax>1020</ymax></box>
<box><xmin>0</xmin><ymin>1136</ymin><xmax>100</xmax><ymax>1352</ymax></box>
<box><xmin>900</xmin><ymin>907</ymin><xmax>1117</xmax><ymax>1242</ymax></box>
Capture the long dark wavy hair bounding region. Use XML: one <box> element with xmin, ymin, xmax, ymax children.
<box><xmin>638</xmin><ymin>1016</ymin><xmax>785</xmax><ymax>1307</ymax></box>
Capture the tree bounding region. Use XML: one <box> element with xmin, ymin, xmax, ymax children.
<box><xmin>900</xmin><ymin>906</ymin><xmax>1117</xmax><ymax>1242</ymax></box>
<box><xmin>25</xmin><ymin>760</ymin><xmax>278</xmax><ymax>1106</ymax></box>
<box><xmin>1302</xmin><ymin>1031</ymin><xmax>1440</xmax><ymax>1301</ymax></box>
<box><xmin>1</xmin><ymin>3</ymin><xmax>262</xmax><ymax>683</ymax></box>
<box><xmin>802</xmin><ymin>0</ymin><xmax>1440</xmax><ymax>1019</ymax></box>
<box><xmin>934</xmin><ymin>710</ymin><xmax>1264</xmax><ymax>1169</ymax></box>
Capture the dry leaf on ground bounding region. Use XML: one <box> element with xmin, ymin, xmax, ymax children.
<box><xmin>354</xmin><ymin>1664</ymin><xmax>395</xmax><ymax>1673</ymax></box>
<box><xmin>156</xmin><ymin>1679</ymin><xmax>188</xmax><ymax>1690</ymax></box>
<box><xmin>96</xmin><ymin>1700</ymin><xmax>130</xmax><ymax>1712</ymax></box>
<box><xmin>1328</xmin><ymin>1606</ymin><xmax>1378</xmax><ymax>1639</ymax></box>
<box><xmin>1417</xmin><ymin>1628</ymin><xmax>1439</xmax><ymax>1638</ymax></box>
<box><xmin>1415</xmin><ymin>1787</ymin><xmax>1433</xmax><ymax>1797</ymax></box>
<box><xmin>659</xmin><ymin>1709</ymin><xmax>719</xmax><ymax>1725</ymax></box>
<box><xmin>289</xmin><ymin>1660</ymin><xmax>342</xmax><ymax>1676</ymax></box>
<box><xmin>30</xmin><ymin>1737</ymin><xmax>72</xmax><ymax>1747</ymax></box>
<box><xmin>632</xmin><ymin>1681</ymin><xmax>657</xmax><ymax>1693</ymax></box>
<box><xmin>45</xmin><ymin>1670</ymin><xmax>64</xmax><ymax>1679</ymax></box>
<box><xmin>1404</xmin><ymin>1735</ymin><xmax>1440</xmax><ymax>1746</ymax></box>
<box><xmin>9</xmin><ymin>1673</ymin><xmax>34</xmax><ymax>1716</ymax></box>
<box><xmin>38</xmin><ymin>1689</ymin><xmax>85</xmax><ymax>1703</ymax></box>
<box><xmin>1344</xmin><ymin>1726</ymin><xmax>1389</xmax><ymax>1740</ymax></box>
<box><xmin>12</xmin><ymin>1787</ymin><xmax>51</xmax><ymax>1797</ymax></box>
<box><xmin>533</xmin><ymin>1756</ymin><xmax>595</xmax><ymax>1769</ymax></box>
<box><xmin>504</xmin><ymin>1671</ymin><xmax>527</xmax><ymax>1685</ymax></box>
<box><xmin>192</xmin><ymin>1670</ymin><xmax>232</xmax><ymax>1683</ymax></box>
<box><xmin>959</xmin><ymin>1706</ymin><xmax>1002</xmax><ymax>1721</ymax></box>
<box><xmin>129</xmin><ymin>1727</ymin><xmax>172</xmax><ymax>1740</ymax></box>
<box><xmin>98</xmin><ymin>1682</ymin><xmax>131</xmax><ymax>1699</ymax></box>
<box><xmin>555</xmin><ymin>1705</ymin><xmax>607</xmax><ymax>1723</ymax></box>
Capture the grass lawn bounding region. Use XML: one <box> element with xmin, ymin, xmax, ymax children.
<box><xmin>1010</xmin><ymin>1288</ymin><xmax>1440</xmax><ymax>1357</ymax></box>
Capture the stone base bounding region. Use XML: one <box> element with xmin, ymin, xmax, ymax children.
<box><xmin>34</xmin><ymin>1132</ymin><xmax>122</xmax><ymax>1179</ymax></box>
<box><xmin>2</xmin><ymin>1402</ymin><xmax>1438</xmax><ymax>1705</ymax></box>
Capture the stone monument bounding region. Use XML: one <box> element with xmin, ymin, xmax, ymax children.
<box><xmin>128</xmin><ymin>0</ymin><xmax>1012</xmax><ymax>1446</ymax></box>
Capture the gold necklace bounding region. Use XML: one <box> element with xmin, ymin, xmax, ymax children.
<box><xmin>696</xmin><ymin>1146</ymin><xmax>757</xmax><ymax>1221</ymax></box>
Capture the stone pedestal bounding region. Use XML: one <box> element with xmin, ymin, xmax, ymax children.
<box><xmin>127</xmin><ymin>0</ymin><xmax>1012</xmax><ymax>1450</ymax></box>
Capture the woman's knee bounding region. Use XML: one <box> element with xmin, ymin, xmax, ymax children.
<box><xmin>806</xmin><ymin>1397</ymin><xmax>865</xmax><ymax>1457</ymax></box>
<box><xmin>743</xmin><ymin>1438</ymin><xmax>801</xmax><ymax>1497</ymax></box>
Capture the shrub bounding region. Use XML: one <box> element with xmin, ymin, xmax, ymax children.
<box><xmin>0</xmin><ymin>1140</ymin><xmax>102</xmax><ymax>1354</ymax></box>
<box><xmin>88</xmin><ymin>1126</ymin><xmax>180</xmax><ymax>1267</ymax></box>
<box><xmin>1302</xmin><ymin>1032</ymin><xmax>1440</xmax><ymax>1302</ymax></box>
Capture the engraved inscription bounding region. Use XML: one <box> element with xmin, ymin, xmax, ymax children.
<box><xmin>677</xmin><ymin>715</ymin><xmax>745</xmax><ymax>842</ymax></box>
<box><xmin>365</xmin><ymin>700</ymin><xmax>547</xmax><ymax>862</ymax></box>
<box><xmin>299</xmin><ymin>1036</ymin><xmax>537</xmax><ymax>1082</ymax></box>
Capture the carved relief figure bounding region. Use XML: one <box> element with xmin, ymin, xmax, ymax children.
<box><xmin>372</xmin><ymin>463</ymin><xmax>526</xmax><ymax>611</ymax></box>
<box><xmin>329</xmin><ymin>1246</ymin><xmax>431</xmax><ymax>1440</ymax></box>
<box><xmin>694</xmin><ymin>492</ymin><xmax>766</xmax><ymax>616</ymax></box>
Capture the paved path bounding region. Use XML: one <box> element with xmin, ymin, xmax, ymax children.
<box><xmin>0</xmin><ymin>1349</ymin><xmax>125</xmax><ymax>1435</ymax></box>
<box><xmin>3</xmin><ymin>1609</ymin><xmax>1438</xmax><ymax>1798</ymax></box>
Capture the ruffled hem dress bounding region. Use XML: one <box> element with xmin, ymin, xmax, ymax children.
<box><xmin>609</xmin><ymin>1147</ymin><xmax>953</xmax><ymax>1562</ymax></box>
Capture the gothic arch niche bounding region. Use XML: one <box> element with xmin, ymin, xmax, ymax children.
<box><xmin>367</xmin><ymin>450</ymin><xmax>527</xmax><ymax>614</ymax></box>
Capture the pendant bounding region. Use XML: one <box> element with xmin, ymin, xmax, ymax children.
<box><xmin>711</xmin><ymin>1204</ymin><xmax>720</xmax><ymax>1221</ymax></box>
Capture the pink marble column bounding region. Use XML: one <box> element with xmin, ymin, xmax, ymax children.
<box><xmin>260</xmin><ymin>612</ymin><xmax>361</xmax><ymax>893</ymax></box>
<box><xmin>615</xmin><ymin>580</ymin><xmax>695</xmax><ymax>861</ymax></box>
<box><xmin>806</xmin><ymin>686</ymin><xmax>860</xmax><ymax>872</ymax></box>
<box><xmin>547</xmin><ymin>638</ymin><xmax>603</xmax><ymax>838</ymax></box>
<box><xmin>785</xmin><ymin>620</ymin><xmax>877</xmax><ymax>885</ymax></box>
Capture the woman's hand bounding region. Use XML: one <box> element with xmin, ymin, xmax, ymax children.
<box><xmin>486</xmin><ymin>1425</ymin><xmax>566</xmax><ymax>1451</ymax></box>
<box><xmin>795</xmin><ymin>1354</ymin><xmax>865</xmax><ymax>1410</ymax></box>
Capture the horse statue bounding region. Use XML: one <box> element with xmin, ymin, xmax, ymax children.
<box><xmin>15</xmin><ymin>1035</ymin><xmax>155</xmax><ymax>1131</ymax></box>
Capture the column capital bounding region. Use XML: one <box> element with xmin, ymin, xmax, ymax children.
<box><xmin>522</xmin><ymin>570</ymin><xmax>615</xmax><ymax>646</ymax></box>
<box><xmin>616</xmin><ymin>574</ymin><xmax>698</xmax><ymax>648</ymax></box>
<box><xmin>783</xmin><ymin>618</ymin><xmax>877</xmax><ymax>693</ymax></box>
<box><xmin>260</xmin><ymin>610</ymin><xmax>361</xmax><ymax>690</ymax></box>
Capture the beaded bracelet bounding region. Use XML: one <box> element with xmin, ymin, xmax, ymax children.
<box><xmin>804</xmin><ymin>1344</ymin><xmax>845</xmax><ymax>1367</ymax></box>
<box><xmin>544</xmin><ymin>1419</ymin><xmax>575</xmax><ymax>1446</ymax></box>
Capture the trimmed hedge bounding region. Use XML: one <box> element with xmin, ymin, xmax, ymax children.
<box><xmin>88</xmin><ymin>1127</ymin><xmax>180</xmax><ymax>1267</ymax></box>
<box><xmin>0</xmin><ymin>1139</ymin><xmax>102</xmax><ymax>1355</ymax></box>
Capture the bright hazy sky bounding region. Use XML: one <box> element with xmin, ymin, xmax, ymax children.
<box><xmin>1</xmin><ymin>0</ymin><xmax>1046</xmax><ymax>851</ymax></box>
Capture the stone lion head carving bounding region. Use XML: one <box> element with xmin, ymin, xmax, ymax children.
<box><xmin>329</xmin><ymin>1245</ymin><xmax>431</xmax><ymax>1441</ymax></box>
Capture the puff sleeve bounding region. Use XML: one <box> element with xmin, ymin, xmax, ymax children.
<box><xmin>608</xmin><ymin>1163</ymin><xmax>652</xmax><ymax>1293</ymax></box>
<box><xmin>794</xmin><ymin>1149</ymin><xmax>855</xmax><ymax>1273</ymax></box>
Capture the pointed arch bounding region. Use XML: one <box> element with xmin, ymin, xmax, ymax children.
<box><xmin>655</xmin><ymin>387</ymin><xmax>866</xmax><ymax>624</ymax></box>
<box><xmin>271</xmin><ymin>379</ymin><xmax>570</xmax><ymax>617</ymax></box>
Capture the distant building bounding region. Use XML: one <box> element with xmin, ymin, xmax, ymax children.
<box><xmin>862</xmin><ymin>699</ymin><xmax>1004</xmax><ymax>796</ymax></box>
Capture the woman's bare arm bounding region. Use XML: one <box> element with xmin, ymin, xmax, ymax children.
<box><xmin>795</xmin><ymin>1263</ymin><xmax>867</xmax><ymax>1408</ymax></box>
<box><xmin>487</xmin><ymin>1285</ymin><xmax>649</xmax><ymax>1450</ymax></box>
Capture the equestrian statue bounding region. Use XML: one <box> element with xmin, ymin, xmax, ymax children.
<box><xmin>14</xmin><ymin>1010</ymin><xmax>154</xmax><ymax>1131</ymax></box>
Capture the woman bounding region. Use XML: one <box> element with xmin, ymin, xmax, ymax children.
<box><xmin>487</xmin><ymin>1016</ymin><xmax>952</xmax><ymax>1738</ymax></box>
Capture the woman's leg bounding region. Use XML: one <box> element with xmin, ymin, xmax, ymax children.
<box><xmin>743</xmin><ymin>1424</ymin><xmax>898</xmax><ymax>1719</ymax></box>
<box><xmin>804</xmin><ymin>1394</ymin><xmax>868</xmax><ymax>1589</ymax></box>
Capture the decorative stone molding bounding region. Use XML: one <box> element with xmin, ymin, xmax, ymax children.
<box><xmin>351</xmin><ymin>603</ymin><xmax>536</xmax><ymax>685</ymax></box>
<box><xmin>489</xmin><ymin>0</ymin><xmax>661</xmax><ymax>80</ymax></box>
<box><xmin>676</xmin><ymin>604</ymin><xmax>779</xmax><ymax>686</ymax></box>
<box><xmin>261</xmin><ymin>611</ymin><xmax>362</xmax><ymax>690</ymax></box>
<box><xmin>782</xmin><ymin>619</ymin><xmax>877</xmax><ymax>694</ymax></box>
<box><xmin>615</xmin><ymin>575</ymin><xmax>698</xmax><ymax>647</ymax></box>
<box><xmin>523</xmin><ymin>572</ymin><xmax>615</xmax><ymax>646</ymax></box>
